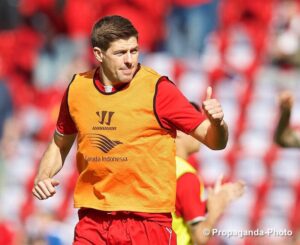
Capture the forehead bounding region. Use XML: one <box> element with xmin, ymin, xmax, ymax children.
<box><xmin>108</xmin><ymin>37</ymin><xmax>138</xmax><ymax>51</ymax></box>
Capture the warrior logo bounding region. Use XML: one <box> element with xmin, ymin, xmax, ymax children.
<box><xmin>96</xmin><ymin>111</ymin><xmax>114</xmax><ymax>125</ymax></box>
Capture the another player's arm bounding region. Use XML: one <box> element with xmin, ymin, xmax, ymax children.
<box><xmin>274</xmin><ymin>108</ymin><xmax>300</xmax><ymax>147</ymax></box>
<box><xmin>189</xmin><ymin>179</ymin><xmax>245</xmax><ymax>245</ymax></box>
<box><xmin>32</xmin><ymin>132</ymin><xmax>76</xmax><ymax>200</ymax></box>
<box><xmin>190</xmin><ymin>87</ymin><xmax>228</xmax><ymax>150</ymax></box>
<box><xmin>188</xmin><ymin>215</ymin><xmax>218</xmax><ymax>245</ymax></box>
<box><xmin>274</xmin><ymin>91</ymin><xmax>300</xmax><ymax>148</ymax></box>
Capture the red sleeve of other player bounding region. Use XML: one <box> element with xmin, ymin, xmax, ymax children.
<box><xmin>175</xmin><ymin>173</ymin><xmax>206</xmax><ymax>223</ymax></box>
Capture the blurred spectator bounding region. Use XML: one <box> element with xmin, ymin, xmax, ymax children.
<box><xmin>166</xmin><ymin>0</ymin><xmax>219</xmax><ymax>57</ymax></box>
<box><xmin>24</xmin><ymin>210</ymin><xmax>69</xmax><ymax>245</ymax></box>
<box><xmin>63</xmin><ymin>0</ymin><xmax>101</xmax><ymax>37</ymax></box>
<box><xmin>19</xmin><ymin>0</ymin><xmax>67</xmax><ymax>34</ymax></box>
<box><xmin>104</xmin><ymin>0</ymin><xmax>170</xmax><ymax>53</ymax></box>
<box><xmin>33</xmin><ymin>37</ymin><xmax>89</xmax><ymax>89</ymax></box>
<box><xmin>0</xmin><ymin>82</ymin><xmax>13</xmax><ymax>139</ymax></box>
<box><xmin>0</xmin><ymin>0</ymin><xmax>21</xmax><ymax>30</ymax></box>
<box><xmin>213</xmin><ymin>0</ymin><xmax>274</xmax><ymax>81</ymax></box>
<box><xmin>268</xmin><ymin>0</ymin><xmax>300</xmax><ymax>68</ymax></box>
<box><xmin>218</xmin><ymin>0</ymin><xmax>273</xmax><ymax>58</ymax></box>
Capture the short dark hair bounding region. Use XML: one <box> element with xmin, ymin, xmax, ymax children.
<box><xmin>91</xmin><ymin>15</ymin><xmax>138</xmax><ymax>51</ymax></box>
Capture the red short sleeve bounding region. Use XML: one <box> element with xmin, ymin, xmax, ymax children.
<box><xmin>155</xmin><ymin>78</ymin><xmax>206</xmax><ymax>134</ymax></box>
<box><xmin>175</xmin><ymin>173</ymin><xmax>206</xmax><ymax>223</ymax></box>
<box><xmin>56</xmin><ymin>89</ymin><xmax>77</xmax><ymax>135</ymax></box>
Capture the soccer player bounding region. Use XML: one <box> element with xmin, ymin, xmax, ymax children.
<box><xmin>173</xmin><ymin>102</ymin><xmax>245</xmax><ymax>245</ymax></box>
<box><xmin>274</xmin><ymin>91</ymin><xmax>300</xmax><ymax>148</ymax></box>
<box><xmin>32</xmin><ymin>15</ymin><xmax>229</xmax><ymax>244</ymax></box>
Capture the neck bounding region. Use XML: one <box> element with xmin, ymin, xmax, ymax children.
<box><xmin>98</xmin><ymin>66</ymin><xmax>120</xmax><ymax>87</ymax></box>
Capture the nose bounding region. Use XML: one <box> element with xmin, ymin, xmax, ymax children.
<box><xmin>124</xmin><ymin>52</ymin><xmax>132</xmax><ymax>64</ymax></box>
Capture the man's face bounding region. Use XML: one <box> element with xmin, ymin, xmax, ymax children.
<box><xmin>99</xmin><ymin>36</ymin><xmax>139</xmax><ymax>84</ymax></box>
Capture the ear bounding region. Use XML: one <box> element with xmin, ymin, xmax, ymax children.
<box><xmin>93</xmin><ymin>47</ymin><xmax>104</xmax><ymax>62</ymax></box>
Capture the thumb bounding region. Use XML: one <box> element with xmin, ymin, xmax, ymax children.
<box><xmin>205</xmin><ymin>86</ymin><xmax>212</xmax><ymax>100</ymax></box>
<box><xmin>51</xmin><ymin>179</ymin><xmax>60</xmax><ymax>187</ymax></box>
<box><xmin>214</xmin><ymin>174</ymin><xmax>223</xmax><ymax>193</ymax></box>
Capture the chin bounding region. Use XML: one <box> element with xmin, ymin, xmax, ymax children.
<box><xmin>120</xmin><ymin>75</ymin><xmax>133</xmax><ymax>83</ymax></box>
<box><xmin>119</xmin><ymin>78</ymin><xmax>131</xmax><ymax>83</ymax></box>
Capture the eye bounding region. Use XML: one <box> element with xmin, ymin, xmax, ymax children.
<box><xmin>114</xmin><ymin>51</ymin><xmax>126</xmax><ymax>56</ymax></box>
<box><xmin>131</xmin><ymin>49</ymin><xmax>138</xmax><ymax>54</ymax></box>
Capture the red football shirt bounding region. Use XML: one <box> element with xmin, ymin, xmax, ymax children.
<box><xmin>56</xmin><ymin>67</ymin><xmax>205</xmax><ymax>135</ymax></box>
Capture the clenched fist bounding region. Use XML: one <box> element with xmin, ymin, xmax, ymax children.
<box><xmin>32</xmin><ymin>178</ymin><xmax>60</xmax><ymax>200</ymax></box>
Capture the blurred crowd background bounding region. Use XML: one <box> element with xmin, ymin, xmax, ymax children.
<box><xmin>1</xmin><ymin>0</ymin><xmax>300</xmax><ymax>244</ymax></box>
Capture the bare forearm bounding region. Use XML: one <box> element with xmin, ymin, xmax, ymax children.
<box><xmin>33</xmin><ymin>132</ymin><xmax>76</xmax><ymax>200</ymax></box>
<box><xmin>35</xmin><ymin>133</ymin><xmax>75</xmax><ymax>181</ymax></box>
<box><xmin>191</xmin><ymin>120</ymin><xmax>228</xmax><ymax>150</ymax></box>
<box><xmin>205</xmin><ymin>120</ymin><xmax>228</xmax><ymax>150</ymax></box>
<box><xmin>35</xmin><ymin>139</ymin><xmax>65</xmax><ymax>181</ymax></box>
<box><xmin>191</xmin><ymin>214</ymin><xmax>220</xmax><ymax>245</ymax></box>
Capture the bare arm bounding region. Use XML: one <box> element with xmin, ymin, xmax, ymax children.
<box><xmin>191</xmin><ymin>119</ymin><xmax>228</xmax><ymax>150</ymax></box>
<box><xmin>190</xmin><ymin>87</ymin><xmax>228</xmax><ymax>150</ymax></box>
<box><xmin>189</xmin><ymin>178</ymin><xmax>245</xmax><ymax>245</ymax></box>
<box><xmin>274</xmin><ymin>91</ymin><xmax>300</xmax><ymax>148</ymax></box>
<box><xmin>32</xmin><ymin>132</ymin><xmax>76</xmax><ymax>200</ymax></box>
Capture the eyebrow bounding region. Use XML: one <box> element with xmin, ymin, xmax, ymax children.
<box><xmin>113</xmin><ymin>46</ymin><xmax>139</xmax><ymax>53</ymax></box>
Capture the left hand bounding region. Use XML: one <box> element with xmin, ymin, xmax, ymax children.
<box><xmin>202</xmin><ymin>86</ymin><xmax>224</xmax><ymax>126</ymax></box>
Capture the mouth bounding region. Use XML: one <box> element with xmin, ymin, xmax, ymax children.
<box><xmin>121</xmin><ymin>68</ymin><xmax>132</xmax><ymax>75</ymax></box>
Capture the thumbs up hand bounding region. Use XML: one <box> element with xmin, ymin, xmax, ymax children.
<box><xmin>202</xmin><ymin>86</ymin><xmax>224</xmax><ymax>126</ymax></box>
